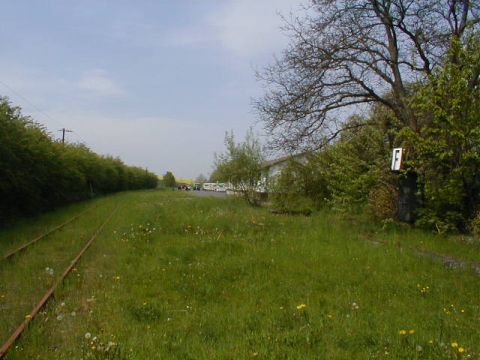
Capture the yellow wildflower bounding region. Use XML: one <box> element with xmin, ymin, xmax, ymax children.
<box><xmin>399</xmin><ymin>330</ymin><xmax>407</xmax><ymax>335</ymax></box>
<box><xmin>458</xmin><ymin>347</ymin><xmax>465</xmax><ymax>353</ymax></box>
<box><xmin>409</xmin><ymin>330</ymin><xmax>415</xmax><ymax>334</ymax></box>
<box><xmin>451</xmin><ymin>342</ymin><xmax>459</xmax><ymax>348</ymax></box>
<box><xmin>296</xmin><ymin>304</ymin><xmax>307</xmax><ymax>310</ymax></box>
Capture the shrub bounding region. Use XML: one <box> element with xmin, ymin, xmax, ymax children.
<box><xmin>269</xmin><ymin>161</ymin><xmax>315</xmax><ymax>215</ymax></box>
<box><xmin>469</xmin><ymin>212</ymin><xmax>480</xmax><ymax>240</ymax></box>
<box><xmin>367</xmin><ymin>178</ymin><xmax>399</xmax><ymax>220</ymax></box>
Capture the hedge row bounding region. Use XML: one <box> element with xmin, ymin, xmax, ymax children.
<box><xmin>0</xmin><ymin>97</ymin><xmax>158</xmax><ymax>224</ymax></box>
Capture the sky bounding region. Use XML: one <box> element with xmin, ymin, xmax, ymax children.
<box><xmin>0</xmin><ymin>0</ymin><xmax>305</xmax><ymax>179</ymax></box>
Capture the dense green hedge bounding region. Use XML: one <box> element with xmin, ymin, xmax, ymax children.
<box><xmin>0</xmin><ymin>97</ymin><xmax>158</xmax><ymax>224</ymax></box>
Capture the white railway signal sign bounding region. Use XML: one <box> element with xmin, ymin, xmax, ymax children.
<box><xmin>391</xmin><ymin>148</ymin><xmax>404</xmax><ymax>171</ymax></box>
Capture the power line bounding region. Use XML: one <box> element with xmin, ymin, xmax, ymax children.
<box><xmin>0</xmin><ymin>78</ymin><xmax>86</xmax><ymax>144</ymax></box>
<box><xmin>0</xmin><ymin>79</ymin><xmax>64</xmax><ymax>129</ymax></box>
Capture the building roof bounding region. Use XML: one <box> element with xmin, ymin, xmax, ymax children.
<box><xmin>261</xmin><ymin>152</ymin><xmax>309</xmax><ymax>169</ymax></box>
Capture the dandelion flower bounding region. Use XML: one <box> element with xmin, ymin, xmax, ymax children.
<box><xmin>409</xmin><ymin>330</ymin><xmax>415</xmax><ymax>334</ymax></box>
<box><xmin>451</xmin><ymin>342</ymin><xmax>459</xmax><ymax>348</ymax></box>
<box><xmin>399</xmin><ymin>330</ymin><xmax>407</xmax><ymax>335</ymax></box>
<box><xmin>458</xmin><ymin>347</ymin><xmax>465</xmax><ymax>353</ymax></box>
<box><xmin>85</xmin><ymin>332</ymin><xmax>92</xmax><ymax>339</ymax></box>
<box><xmin>296</xmin><ymin>304</ymin><xmax>307</xmax><ymax>310</ymax></box>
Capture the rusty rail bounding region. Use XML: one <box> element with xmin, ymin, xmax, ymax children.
<box><xmin>0</xmin><ymin>206</ymin><xmax>118</xmax><ymax>359</ymax></box>
<box><xmin>2</xmin><ymin>207</ymin><xmax>91</xmax><ymax>261</ymax></box>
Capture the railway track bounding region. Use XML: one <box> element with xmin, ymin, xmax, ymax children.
<box><xmin>0</xmin><ymin>206</ymin><xmax>118</xmax><ymax>359</ymax></box>
<box><xmin>2</xmin><ymin>207</ymin><xmax>91</xmax><ymax>261</ymax></box>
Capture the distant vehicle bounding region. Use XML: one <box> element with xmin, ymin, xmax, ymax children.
<box><xmin>193</xmin><ymin>183</ymin><xmax>202</xmax><ymax>191</ymax></box>
<box><xmin>215</xmin><ymin>183</ymin><xmax>226</xmax><ymax>192</ymax></box>
<box><xmin>202</xmin><ymin>183</ymin><xmax>216</xmax><ymax>191</ymax></box>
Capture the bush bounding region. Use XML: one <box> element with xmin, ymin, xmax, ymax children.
<box><xmin>469</xmin><ymin>212</ymin><xmax>480</xmax><ymax>240</ymax></box>
<box><xmin>367</xmin><ymin>178</ymin><xmax>399</xmax><ymax>220</ymax></box>
<box><xmin>271</xmin><ymin>193</ymin><xmax>315</xmax><ymax>216</ymax></box>
<box><xmin>162</xmin><ymin>171</ymin><xmax>176</xmax><ymax>188</ymax></box>
<box><xmin>270</xmin><ymin>161</ymin><xmax>315</xmax><ymax>215</ymax></box>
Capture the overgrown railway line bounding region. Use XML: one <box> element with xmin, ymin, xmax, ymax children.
<box><xmin>0</xmin><ymin>206</ymin><xmax>118</xmax><ymax>359</ymax></box>
<box><xmin>2</xmin><ymin>207</ymin><xmax>91</xmax><ymax>261</ymax></box>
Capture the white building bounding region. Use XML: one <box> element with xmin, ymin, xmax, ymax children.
<box><xmin>260</xmin><ymin>153</ymin><xmax>309</xmax><ymax>193</ymax></box>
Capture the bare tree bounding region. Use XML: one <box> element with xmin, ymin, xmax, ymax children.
<box><xmin>255</xmin><ymin>0</ymin><xmax>479</xmax><ymax>151</ymax></box>
<box><xmin>195</xmin><ymin>174</ymin><xmax>207</xmax><ymax>184</ymax></box>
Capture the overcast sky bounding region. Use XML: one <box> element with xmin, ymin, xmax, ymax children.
<box><xmin>0</xmin><ymin>0</ymin><xmax>304</xmax><ymax>178</ymax></box>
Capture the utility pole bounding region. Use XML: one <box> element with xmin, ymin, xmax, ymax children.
<box><xmin>58</xmin><ymin>128</ymin><xmax>73</xmax><ymax>144</ymax></box>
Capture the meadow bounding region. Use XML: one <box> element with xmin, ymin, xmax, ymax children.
<box><xmin>0</xmin><ymin>190</ymin><xmax>479</xmax><ymax>359</ymax></box>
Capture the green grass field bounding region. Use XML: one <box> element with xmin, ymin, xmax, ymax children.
<box><xmin>0</xmin><ymin>190</ymin><xmax>479</xmax><ymax>359</ymax></box>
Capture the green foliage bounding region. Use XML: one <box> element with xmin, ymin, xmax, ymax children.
<box><xmin>401</xmin><ymin>36</ymin><xmax>480</xmax><ymax>232</ymax></box>
<box><xmin>214</xmin><ymin>129</ymin><xmax>264</xmax><ymax>206</ymax></box>
<box><xmin>275</xmin><ymin>116</ymin><xmax>392</xmax><ymax>215</ymax></box>
<box><xmin>0</xmin><ymin>97</ymin><xmax>158</xmax><ymax>224</ymax></box>
<box><xmin>470</xmin><ymin>211</ymin><xmax>480</xmax><ymax>240</ymax></box>
<box><xmin>270</xmin><ymin>33</ymin><xmax>480</xmax><ymax>233</ymax></box>
<box><xmin>367</xmin><ymin>178</ymin><xmax>399</xmax><ymax>221</ymax></box>
<box><xmin>162</xmin><ymin>171</ymin><xmax>176</xmax><ymax>188</ymax></box>
<box><xmin>270</xmin><ymin>161</ymin><xmax>315</xmax><ymax>215</ymax></box>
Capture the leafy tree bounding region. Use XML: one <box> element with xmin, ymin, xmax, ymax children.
<box><xmin>209</xmin><ymin>168</ymin><xmax>221</xmax><ymax>182</ymax></box>
<box><xmin>214</xmin><ymin>130</ymin><xmax>264</xmax><ymax>206</ymax></box>
<box><xmin>399</xmin><ymin>36</ymin><xmax>480</xmax><ymax>232</ymax></box>
<box><xmin>162</xmin><ymin>171</ymin><xmax>176</xmax><ymax>188</ymax></box>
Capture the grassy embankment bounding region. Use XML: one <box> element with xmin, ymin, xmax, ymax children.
<box><xmin>0</xmin><ymin>190</ymin><xmax>479</xmax><ymax>359</ymax></box>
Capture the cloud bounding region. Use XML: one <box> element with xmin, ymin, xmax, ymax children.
<box><xmin>207</xmin><ymin>0</ymin><xmax>300</xmax><ymax>58</ymax></box>
<box><xmin>77</xmin><ymin>69</ymin><xmax>125</xmax><ymax>97</ymax></box>
<box><xmin>164</xmin><ymin>0</ymin><xmax>302</xmax><ymax>59</ymax></box>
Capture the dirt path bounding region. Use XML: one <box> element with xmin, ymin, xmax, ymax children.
<box><xmin>362</xmin><ymin>235</ymin><xmax>480</xmax><ymax>276</ymax></box>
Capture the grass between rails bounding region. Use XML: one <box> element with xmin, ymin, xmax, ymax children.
<box><xmin>0</xmin><ymin>190</ymin><xmax>479</xmax><ymax>359</ymax></box>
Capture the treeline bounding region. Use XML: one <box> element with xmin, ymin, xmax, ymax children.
<box><xmin>0</xmin><ymin>97</ymin><xmax>158</xmax><ymax>224</ymax></box>
<box><xmin>248</xmin><ymin>1</ymin><xmax>480</xmax><ymax>234</ymax></box>
<box><xmin>269</xmin><ymin>38</ymin><xmax>480</xmax><ymax>233</ymax></box>
<box><xmin>214</xmin><ymin>6</ymin><xmax>480</xmax><ymax>233</ymax></box>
